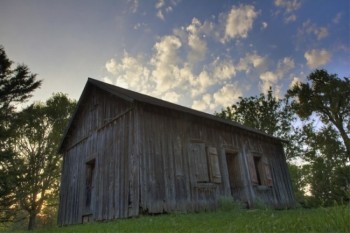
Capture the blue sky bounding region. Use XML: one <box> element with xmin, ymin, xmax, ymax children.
<box><xmin>1</xmin><ymin>0</ymin><xmax>349</xmax><ymax>113</ymax></box>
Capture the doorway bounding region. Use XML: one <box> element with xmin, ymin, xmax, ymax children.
<box><xmin>225</xmin><ymin>152</ymin><xmax>243</xmax><ymax>199</ymax></box>
<box><xmin>85</xmin><ymin>159</ymin><xmax>95</xmax><ymax>215</ymax></box>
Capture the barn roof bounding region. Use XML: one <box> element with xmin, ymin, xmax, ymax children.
<box><xmin>59</xmin><ymin>78</ymin><xmax>286</xmax><ymax>152</ymax></box>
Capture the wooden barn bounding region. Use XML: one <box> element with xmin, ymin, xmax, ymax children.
<box><xmin>57</xmin><ymin>78</ymin><xmax>295</xmax><ymax>225</ymax></box>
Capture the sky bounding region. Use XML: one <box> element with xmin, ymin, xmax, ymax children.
<box><xmin>1</xmin><ymin>0</ymin><xmax>349</xmax><ymax>113</ymax></box>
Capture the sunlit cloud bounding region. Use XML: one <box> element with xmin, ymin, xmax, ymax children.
<box><xmin>128</xmin><ymin>0</ymin><xmax>139</xmax><ymax>13</ymax></box>
<box><xmin>186</xmin><ymin>18</ymin><xmax>208</xmax><ymax>64</ymax></box>
<box><xmin>298</xmin><ymin>20</ymin><xmax>329</xmax><ymax>41</ymax></box>
<box><xmin>274</xmin><ymin>0</ymin><xmax>301</xmax><ymax>23</ymax></box>
<box><xmin>213</xmin><ymin>83</ymin><xmax>242</xmax><ymax>108</ymax></box>
<box><xmin>221</xmin><ymin>4</ymin><xmax>258</xmax><ymax>43</ymax></box>
<box><xmin>332</xmin><ymin>12</ymin><xmax>342</xmax><ymax>24</ymax></box>
<box><xmin>304</xmin><ymin>49</ymin><xmax>331</xmax><ymax>69</ymax></box>
<box><xmin>155</xmin><ymin>0</ymin><xmax>179</xmax><ymax>20</ymax></box>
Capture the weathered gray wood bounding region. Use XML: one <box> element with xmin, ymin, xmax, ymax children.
<box><xmin>58</xmin><ymin>82</ymin><xmax>295</xmax><ymax>226</ymax></box>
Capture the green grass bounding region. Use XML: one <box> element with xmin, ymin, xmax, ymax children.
<box><xmin>4</xmin><ymin>205</ymin><xmax>349</xmax><ymax>233</ymax></box>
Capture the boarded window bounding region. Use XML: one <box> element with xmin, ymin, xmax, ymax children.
<box><xmin>247</xmin><ymin>154</ymin><xmax>258</xmax><ymax>185</ymax></box>
<box><xmin>207</xmin><ymin>147</ymin><xmax>222</xmax><ymax>183</ymax></box>
<box><xmin>189</xmin><ymin>143</ymin><xmax>209</xmax><ymax>182</ymax></box>
<box><xmin>248</xmin><ymin>154</ymin><xmax>273</xmax><ymax>186</ymax></box>
<box><xmin>262</xmin><ymin>156</ymin><xmax>273</xmax><ymax>186</ymax></box>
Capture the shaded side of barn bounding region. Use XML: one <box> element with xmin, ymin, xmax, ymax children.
<box><xmin>57</xmin><ymin>79</ymin><xmax>295</xmax><ymax>226</ymax></box>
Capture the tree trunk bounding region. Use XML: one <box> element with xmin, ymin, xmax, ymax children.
<box><xmin>27</xmin><ymin>211</ymin><xmax>37</xmax><ymax>231</ymax></box>
<box><xmin>335</xmin><ymin>122</ymin><xmax>350</xmax><ymax>162</ymax></box>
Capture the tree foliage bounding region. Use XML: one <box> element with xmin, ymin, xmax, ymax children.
<box><xmin>217</xmin><ymin>70</ymin><xmax>350</xmax><ymax>207</ymax></box>
<box><xmin>287</xmin><ymin>69</ymin><xmax>350</xmax><ymax>161</ymax></box>
<box><xmin>10</xmin><ymin>93</ymin><xmax>76</xmax><ymax>230</ymax></box>
<box><xmin>300</xmin><ymin>124</ymin><xmax>349</xmax><ymax>206</ymax></box>
<box><xmin>216</xmin><ymin>87</ymin><xmax>299</xmax><ymax>159</ymax></box>
<box><xmin>0</xmin><ymin>46</ymin><xmax>42</xmax><ymax>224</ymax></box>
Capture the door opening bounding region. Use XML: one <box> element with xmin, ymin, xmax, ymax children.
<box><xmin>225</xmin><ymin>152</ymin><xmax>243</xmax><ymax>199</ymax></box>
<box><xmin>85</xmin><ymin>159</ymin><xmax>95</xmax><ymax>214</ymax></box>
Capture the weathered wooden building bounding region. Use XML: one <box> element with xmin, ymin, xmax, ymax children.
<box><xmin>58</xmin><ymin>78</ymin><xmax>295</xmax><ymax>225</ymax></box>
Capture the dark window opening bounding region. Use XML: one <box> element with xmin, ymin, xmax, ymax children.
<box><xmin>85</xmin><ymin>159</ymin><xmax>95</xmax><ymax>209</ymax></box>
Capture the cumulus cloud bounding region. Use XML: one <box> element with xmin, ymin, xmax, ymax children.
<box><xmin>258</xmin><ymin>57</ymin><xmax>294</xmax><ymax>96</ymax></box>
<box><xmin>151</xmin><ymin>35</ymin><xmax>183</xmax><ymax>93</ymax></box>
<box><xmin>105</xmin><ymin>53</ymin><xmax>152</xmax><ymax>93</ymax></box>
<box><xmin>128</xmin><ymin>0</ymin><xmax>139</xmax><ymax>13</ymax></box>
<box><xmin>261</xmin><ymin>22</ymin><xmax>268</xmax><ymax>29</ymax></box>
<box><xmin>162</xmin><ymin>91</ymin><xmax>180</xmax><ymax>103</ymax></box>
<box><xmin>186</xmin><ymin>18</ymin><xmax>208</xmax><ymax>64</ymax></box>
<box><xmin>277</xmin><ymin>57</ymin><xmax>295</xmax><ymax>75</ymax></box>
<box><xmin>213</xmin><ymin>83</ymin><xmax>242</xmax><ymax>108</ymax></box>
<box><xmin>333</xmin><ymin>12</ymin><xmax>342</xmax><ymax>24</ymax></box>
<box><xmin>304</xmin><ymin>49</ymin><xmax>331</xmax><ymax>69</ymax></box>
<box><xmin>157</xmin><ymin>10</ymin><xmax>165</xmax><ymax>20</ymax></box>
<box><xmin>289</xmin><ymin>76</ymin><xmax>301</xmax><ymax>88</ymax></box>
<box><xmin>237</xmin><ymin>52</ymin><xmax>266</xmax><ymax>73</ymax></box>
<box><xmin>155</xmin><ymin>0</ymin><xmax>165</xmax><ymax>9</ymax></box>
<box><xmin>274</xmin><ymin>0</ymin><xmax>301</xmax><ymax>23</ymax></box>
<box><xmin>222</xmin><ymin>4</ymin><xmax>258</xmax><ymax>42</ymax></box>
<box><xmin>260</xmin><ymin>71</ymin><xmax>279</xmax><ymax>95</ymax></box>
<box><xmin>105</xmin><ymin>4</ymin><xmax>277</xmax><ymax>113</ymax></box>
<box><xmin>315</xmin><ymin>27</ymin><xmax>328</xmax><ymax>40</ymax></box>
<box><xmin>212</xmin><ymin>57</ymin><xmax>236</xmax><ymax>80</ymax></box>
<box><xmin>274</xmin><ymin>0</ymin><xmax>301</xmax><ymax>13</ymax></box>
<box><xmin>299</xmin><ymin>20</ymin><xmax>329</xmax><ymax>41</ymax></box>
<box><xmin>192</xmin><ymin>93</ymin><xmax>214</xmax><ymax>111</ymax></box>
<box><xmin>284</xmin><ymin>14</ymin><xmax>296</xmax><ymax>23</ymax></box>
<box><xmin>155</xmin><ymin>0</ymin><xmax>179</xmax><ymax>20</ymax></box>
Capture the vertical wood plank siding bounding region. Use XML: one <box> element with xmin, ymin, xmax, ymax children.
<box><xmin>137</xmin><ymin>104</ymin><xmax>295</xmax><ymax>214</ymax></box>
<box><xmin>58</xmin><ymin>85</ymin><xmax>295</xmax><ymax>225</ymax></box>
<box><xmin>58</xmin><ymin>86</ymin><xmax>138</xmax><ymax>225</ymax></box>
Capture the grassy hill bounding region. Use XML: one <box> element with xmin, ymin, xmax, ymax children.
<box><xmin>4</xmin><ymin>205</ymin><xmax>349</xmax><ymax>233</ymax></box>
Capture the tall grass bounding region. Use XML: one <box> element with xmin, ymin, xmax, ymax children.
<box><xmin>4</xmin><ymin>205</ymin><xmax>349</xmax><ymax>233</ymax></box>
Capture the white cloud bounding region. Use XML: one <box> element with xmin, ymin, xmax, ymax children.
<box><xmin>333</xmin><ymin>12</ymin><xmax>342</xmax><ymax>24</ymax></box>
<box><xmin>284</xmin><ymin>14</ymin><xmax>296</xmax><ymax>23</ymax></box>
<box><xmin>213</xmin><ymin>83</ymin><xmax>242</xmax><ymax>108</ymax></box>
<box><xmin>277</xmin><ymin>57</ymin><xmax>295</xmax><ymax>75</ymax></box>
<box><xmin>315</xmin><ymin>27</ymin><xmax>328</xmax><ymax>40</ymax></box>
<box><xmin>260</xmin><ymin>71</ymin><xmax>279</xmax><ymax>94</ymax></box>
<box><xmin>261</xmin><ymin>22</ymin><xmax>268</xmax><ymax>29</ymax></box>
<box><xmin>274</xmin><ymin>0</ymin><xmax>301</xmax><ymax>13</ymax></box>
<box><xmin>162</xmin><ymin>91</ymin><xmax>180</xmax><ymax>103</ymax></box>
<box><xmin>237</xmin><ymin>52</ymin><xmax>266</xmax><ymax>73</ymax></box>
<box><xmin>157</xmin><ymin>10</ymin><xmax>165</xmax><ymax>20</ymax></box>
<box><xmin>155</xmin><ymin>0</ymin><xmax>179</xmax><ymax>20</ymax></box>
<box><xmin>212</xmin><ymin>58</ymin><xmax>236</xmax><ymax>80</ymax></box>
<box><xmin>105</xmin><ymin>53</ymin><xmax>152</xmax><ymax>93</ymax></box>
<box><xmin>186</xmin><ymin>18</ymin><xmax>208</xmax><ymax>64</ymax></box>
<box><xmin>129</xmin><ymin>0</ymin><xmax>139</xmax><ymax>13</ymax></box>
<box><xmin>192</xmin><ymin>94</ymin><xmax>213</xmax><ymax>111</ymax></box>
<box><xmin>151</xmin><ymin>35</ymin><xmax>183</xmax><ymax>93</ymax></box>
<box><xmin>299</xmin><ymin>20</ymin><xmax>329</xmax><ymax>41</ymax></box>
<box><xmin>257</xmin><ymin>57</ymin><xmax>294</xmax><ymax>96</ymax></box>
<box><xmin>155</xmin><ymin>0</ymin><xmax>165</xmax><ymax>9</ymax></box>
<box><xmin>289</xmin><ymin>76</ymin><xmax>301</xmax><ymax>88</ymax></box>
<box><xmin>222</xmin><ymin>5</ymin><xmax>258</xmax><ymax>43</ymax></box>
<box><xmin>105</xmin><ymin>58</ymin><xmax>118</xmax><ymax>75</ymax></box>
<box><xmin>190</xmin><ymin>70</ymin><xmax>214</xmax><ymax>97</ymax></box>
<box><xmin>304</xmin><ymin>49</ymin><xmax>331</xmax><ymax>69</ymax></box>
<box><xmin>274</xmin><ymin>0</ymin><xmax>301</xmax><ymax>23</ymax></box>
